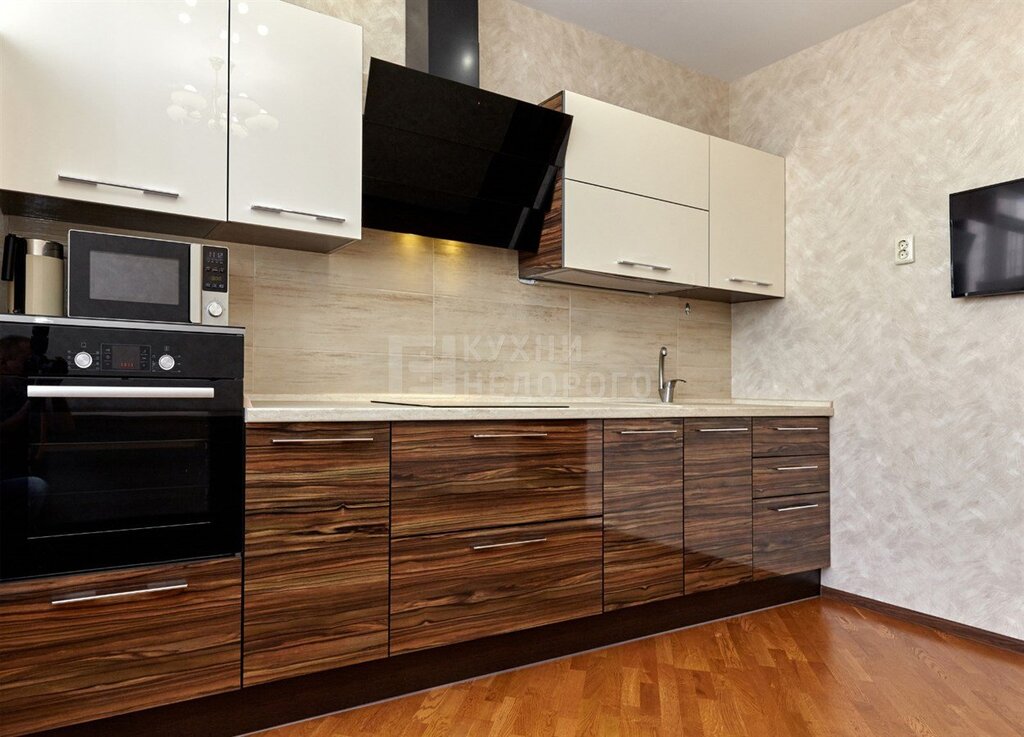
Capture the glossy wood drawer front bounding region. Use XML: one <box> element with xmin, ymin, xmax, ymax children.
<box><xmin>752</xmin><ymin>418</ymin><xmax>829</xmax><ymax>457</ymax></box>
<box><xmin>390</xmin><ymin>518</ymin><xmax>603</xmax><ymax>655</ymax></box>
<box><xmin>391</xmin><ymin>421</ymin><xmax>602</xmax><ymax>536</ymax></box>
<box><xmin>753</xmin><ymin>454</ymin><xmax>829</xmax><ymax>499</ymax></box>
<box><xmin>0</xmin><ymin>557</ymin><xmax>240</xmax><ymax>737</ymax></box>
<box><xmin>683</xmin><ymin>418</ymin><xmax>753</xmax><ymax>594</ymax></box>
<box><xmin>603</xmin><ymin>420</ymin><xmax>684</xmax><ymax>610</ymax></box>
<box><xmin>753</xmin><ymin>493</ymin><xmax>830</xmax><ymax>581</ymax></box>
<box><xmin>245</xmin><ymin>423</ymin><xmax>389</xmax><ymax>685</ymax></box>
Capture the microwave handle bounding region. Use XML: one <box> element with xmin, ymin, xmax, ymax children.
<box><xmin>190</xmin><ymin>244</ymin><xmax>202</xmax><ymax>324</ymax></box>
<box><xmin>27</xmin><ymin>386</ymin><xmax>215</xmax><ymax>400</ymax></box>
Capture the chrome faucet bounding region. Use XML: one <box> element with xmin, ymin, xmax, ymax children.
<box><xmin>658</xmin><ymin>346</ymin><xmax>686</xmax><ymax>403</ymax></box>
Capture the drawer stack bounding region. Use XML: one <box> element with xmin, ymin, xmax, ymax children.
<box><xmin>751</xmin><ymin>418</ymin><xmax>831</xmax><ymax>581</ymax></box>
<box><xmin>389</xmin><ymin>421</ymin><xmax>604</xmax><ymax>655</ymax></box>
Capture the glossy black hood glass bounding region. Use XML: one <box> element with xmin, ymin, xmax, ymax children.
<box><xmin>363</xmin><ymin>59</ymin><xmax>572</xmax><ymax>251</ymax></box>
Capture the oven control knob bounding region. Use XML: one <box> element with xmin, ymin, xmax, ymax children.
<box><xmin>74</xmin><ymin>351</ymin><xmax>93</xmax><ymax>369</ymax></box>
<box><xmin>158</xmin><ymin>354</ymin><xmax>176</xmax><ymax>371</ymax></box>
<box><xmin>207</xmin><ymin>301</ymin><xmax>224</xmax><ymax>318</ymax></box>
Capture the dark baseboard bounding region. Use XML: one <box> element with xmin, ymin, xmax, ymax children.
<box><xmin>36</xmin><ymin>571</ymin><xmax>820</xmax><ymax>737</ymax></box>
<box><xmin>821</xmin><ymin>586</ymin><xmax>1023</xmax><ymax>654</ymax></box>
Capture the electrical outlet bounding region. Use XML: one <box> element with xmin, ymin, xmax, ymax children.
<box><xmin>895</xmin><ymin>235</ymin><xmax>915</xmax><ymax>265</ymax></box>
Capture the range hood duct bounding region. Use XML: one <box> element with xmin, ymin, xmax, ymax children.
<box><xmin>406</xmin><ymin>0</ymin><xmax>480</xmax><ymax>87</ymax></box>
<box><xmin>362</xmin><ymin>1</ymin><xmax>573</xmax><ymax>252</ymax></box>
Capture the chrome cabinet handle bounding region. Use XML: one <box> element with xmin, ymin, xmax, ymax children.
<box><xmin>617</xmin><ymin>259</ymin><xmax>671</xmax><ymax>271</ymax></box>
<box><xmin>729</xmin><ymin>277</ymin><xmax>773</xmax><ymax>287</ymax></box>
<box><xmin>472</xmin><ymin>433</ymin><xmax>549</xmax><ymax>439</ymax></box>
<box><xmin>271</xmin><ymin>437</ymin><xmax>374</xmax><ymax>444</ymax></box>
<box><xmin>619</xmin><ymin>429</ymin><xmax>679</xmax><ymax>435</ymax></box>
<box><xmin>772</xmin><ymin>504</ymin><xmax>820</xmax><ymax>512</ymax></box>
<box><xmin>698</xmin><ymin>427</ymin><xmax>748</xmax><ymax>433</ymax></box>
<box><xmin>51</xmin><ymin>581</ymin><xmax>188</xmax><ymax>606</ymax></box>
<box><xmin>27</xmin><ymin>386</ymin><xmax>214</xmax><ymax>400</ymax></box>
<box><xmin>774</xmin><ymin>427</ymin><xmax>820</xmax><ymax>432</ymax></box>
<box><xmin>58</xmin><ymin>173</ymin><xmax>179</xmax><ymax>198</ymax></box>
<box><xmin>471</xmin><ymin>538</ymin><xmax>547</xmax><ymax>551</ymax></box>
<box><xmin>251</xmin><ymin>204</ymin><xmax>347</xmax><ymax>223</ymax></box>
<box><xmin>775</xmin><ymin>465</ymin><xmax>819</xmax><ymax>471</ymax></box>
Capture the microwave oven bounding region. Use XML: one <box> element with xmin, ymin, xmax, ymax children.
<box><xmin>66</xmin><ymin>230</ymin><xmax>229</xmax><ymax>325</ymax></box>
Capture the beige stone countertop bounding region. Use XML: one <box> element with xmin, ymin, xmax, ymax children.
<box><xmin>244</xmin><ymin>394</ymin><xmax>833</xmax><ymax>423</ymax></box>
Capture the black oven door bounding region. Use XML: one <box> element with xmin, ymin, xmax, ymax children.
<box><xmin>0</xmin><ymin>376</ymin><xmax>243</xmax><ymax>581</ymax></box>
<box><xmin>66</xmin><ymin>231</ymin><xmax>193</xmax><ymax>323</ymax></box>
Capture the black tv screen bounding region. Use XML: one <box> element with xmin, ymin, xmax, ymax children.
<box><xmin>950</xmin><ymin>177</ymin><xmax>1024</xmax><ymax>297</ymax></box>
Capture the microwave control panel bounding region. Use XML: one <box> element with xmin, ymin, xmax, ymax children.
<box><xmin>202</xmin><ymin>246</ymin><xmax>228</xmax><ymax>293</ymax></box>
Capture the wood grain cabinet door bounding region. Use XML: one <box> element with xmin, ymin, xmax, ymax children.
<box><xmin>753</xmin><ymin>493</ymin><xmax>830</xmax><ymax>580</ymax></box>
<box><xmin>244</xmin><ymin>423</ymin><xmax>390</xmax><ymax>685</ymax></box>
<box><xmin>752</xmin><ymin>418</ymin><xmax>829</xmax><ymax>457</ymax></box>
<box><xmin>603</xmin><ymin>419</ymin><xmax>684</xmax><ymax>610</ymax></box>
<box><xmin>390</xmin><ymin>519</ymin><xmax>603</xmax><ymax>655</ymax></box>
<box><xmin>753</xmin><ymin>455</ymin><xmax>830</xmax><ymax>499</ymax></box>
<box><xmin>683</xmin><ymin>418</ymin><xmax>753</xmax><ymax>594</ymax></box>
<box><xmin>391</xmin><ymin>421</ymin><xmax>602</xmax><ymax>536</ymax></box>
<box><xmin>0</xmin><ymin>557</ymin><xmax>240</xmax><ymax>737</ymax></box>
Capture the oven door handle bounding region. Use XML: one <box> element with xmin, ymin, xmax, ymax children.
<box><xmin>27</xmin><ymin>386</ymin><xmax>215</xmax><ymax>399</ymax></box>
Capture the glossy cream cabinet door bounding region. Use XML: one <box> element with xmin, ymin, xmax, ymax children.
<box><xmin>562</xmin><ymin>91</ymin><xmax>709</xmax><ymax>210</ymax></box>
<box><xmin>709</xmin><ymin>137</ymin><xmax>785</xmax><ymax>298</ymax></box>
<box><xmin>562</xmin><ymin>180</ymin><xmax>708</xmax><ymax>287</ymax></box>
<box><xmin>227</xmin><ymin>1</ymin><xmax>362</xmax><ymax>240</ymax></box>
<box><xmin>0</xmin><ymin>0</ymin><xmax>228</xmax><ymax>219</ymax></box>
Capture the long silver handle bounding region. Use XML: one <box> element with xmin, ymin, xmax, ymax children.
<box><xmin>58</xmin><ymin>173</ymin><xmax>179</xmax><ymax>198</ymax></box>
<box><xmin>774</xmin><ymin>427</ymin><xmax>820</xmax><ymax>432</ymax></box>
<box><xmin>471</xmin><ymin>538</ymin><xmax>547</xmax><ymax>551</ymax></box>
<box><xmin>251</xmin><ymin>204</ymin><xmax>347</xmax><ymax>223</ymax></box>
<box><xmin>472</xmin><ymin>433</ymin><xmax>549</xmax><ymax>439</ymax></box>
<box><xmin>619</xmin><ymin>430</ymin><xmax>679</xmax><ymax>435</ymax></box>
<box><xmin>775</xmin><ymin>465</ymin><xmax>819</xmax><ymax>471</ymax></box>
<box><xmin>272</xmin><ymin>437</ymin><xmax>374</xmax><ymax>444</ymax></box>
<box><xmin>27</xmin><ymin>386</ymin><xmax>214</xmax><ymax>399</ymax></box>
<box><xmin>698</xmin><ymin>427</ymin><xmax>748</xmax><ymax>433</ymax></box>
<box><xmin>772</xmin><ymin>504</ymin><xmax>820</xmax><ymax>512</ymax></box>
<box><xmin>729</xmin><ymin>277</ymin><xmax>773</xmax><ymax>287</ymax></box>
<box><xmin>617</xmin><ymin>259</ymin><xmax>671</xmax><ymax>271</ymax></box>
<box><xmin>51</xmin><ymin>581</ymin><xmax>188</xmax><ymax>606</ymax></box>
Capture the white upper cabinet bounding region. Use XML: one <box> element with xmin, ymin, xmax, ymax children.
<box><xmin>562</xmin><ymin>91</ymin><xmax>709</xmax><ymax>210</ymax></box>
<box><xmin>709</xmin><ymin>137</ymin><xmax>785</xmax><ymax>298</ymax></box>
<box><xmin>226</xmin><ymin>0</ymin><xmax>362</xmax><ymax>241</ymax></box>
<box><xmin>563</xmin><ymin>180</ymin><xmax>708</xmax><ymax>288</ymax></box>
<box><xmin>0</xmin><ymin>0</ymin><xmax>228</xmax><ymax>220</ymax></box>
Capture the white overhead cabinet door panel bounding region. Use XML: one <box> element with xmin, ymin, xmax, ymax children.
<box><xmin>0</xmin><ymin>0</ymin><xmax>228</xmax><ymax>219</ymax></box>
<box><xmin>562</xmin><ymin>91</ymin><xmax>709</xmax><ymax>210</ymax></box>
<box><xmin>226</xmin><ymin>0</ymin><xmax>362</xmax><ymax>240</ymax></box>
<box><xmin>709</xmin><ymin>137</ymin><xmax>785</xmax><ymax>298</ymax></box>
<box><xmin>563</xmin><ymin>180</ymin><xmax>709</xmax><ymax>288</ymax></box>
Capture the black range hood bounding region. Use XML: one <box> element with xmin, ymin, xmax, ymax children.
<box><xmin>362</xmin><ymin>59</ymin><xmax>572</xmax><ymax>251</ymax></box>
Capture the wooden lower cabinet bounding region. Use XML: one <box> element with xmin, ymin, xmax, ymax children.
<box><xmin>753</xmin><ymin>454</ymin><xmax>830</xmax><ymax>498</ymax></box>
<box><xmin>390</xmin><ymin>518</ymin><xmax>603</xmax><ymax>655</ymax></box>
<box><xmin>244</xmin><ymin>423</ymin><xmax>390</xmax><ymax>685</ymax></box>
<box><xmin>683</xmin><ymin>418</ymin><xmax>753</xmax><ymax>594</ymax></box>
<box><xmin>0</xmin><ymin>557</ymin><xmax>241</xmax><ymax>737</ymax></box>
<box><xmin>391</xmin><ymin>420</ymin><xmax>603</xmax><ymax>536</ymax></box>
<box><xmin>753</xmin><ymin>417</ymin><xmax>830</xmax><ymax>457</ymax></box>
<box><xmin>753</xmin><ymin>493</ymin><xmax>831</xmax><ymax>580</ymax></box>
<box><xmin>603</xmin><ymin>419</ymin><xmax>684</xmax><ymax>610</ymax></box>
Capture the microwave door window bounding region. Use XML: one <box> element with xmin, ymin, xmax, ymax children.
<box><xmin>89</xmin><ymin>251</ymin><xmax>181</xmax><ymax>305</ymax></box>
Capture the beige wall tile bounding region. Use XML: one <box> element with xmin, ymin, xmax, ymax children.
<box><xmin>434</xmin><ymin>296</ymin><xmax>571</xmax><ymax>362</ymax></box>
<box><xmin>254</xmin><ymin>279</ymin><xmax>433</xmax><ymax>354</ymax></box>
<box><xmin>433</xmin><ymin>240</ymin><xmax>571</xmax><ymax>309</ymax></box>
<box><xmin>433</xmin><ymin>355</ymin><xmax>571</xmax><ymax>397</ymax></box>
<box><xmin>252</xmin><ymin>347</ymin><xmax>433</xmax><ymax>395</ymax></box>
<box><xmin>570</xmin><ymin>306</ymin><xmax>676</xmax><ymax>366</ymax></box>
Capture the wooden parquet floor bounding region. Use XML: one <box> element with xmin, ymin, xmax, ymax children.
<box><xmin>254</xmin><ymin>598</ymin><xmax>1024</xmax><ymax>737</ymax></box>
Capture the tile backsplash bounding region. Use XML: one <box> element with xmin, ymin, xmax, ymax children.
<box><xmin>233</xmin><ymin>229</ymin><xmax>731</xmax><ymax>399</ymax></box>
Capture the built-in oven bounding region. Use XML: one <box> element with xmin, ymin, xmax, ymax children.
<box><xmin>0</xmin><ymin>315</ymin><xmax>244</xmax><ymax>581</ymax></box>
<box><xmin>65</xmin><ymin>229</ymin><xmax>230</xmax><ymax>326</ymax></box>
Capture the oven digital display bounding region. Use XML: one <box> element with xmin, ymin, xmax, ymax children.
<box><xmin>102</xmin><ymin>344</ymin><xmax>151</xmax><ymax>371</ymax></box>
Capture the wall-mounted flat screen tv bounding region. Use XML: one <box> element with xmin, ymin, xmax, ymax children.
<box><xmin>950</xmin><ymin>177</ymin><xmax>1024</xmax><ymax>297</ymax></box>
